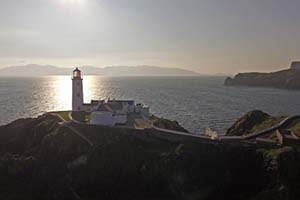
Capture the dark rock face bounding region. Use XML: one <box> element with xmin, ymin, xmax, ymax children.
<box><xmin>224</xmin><ymin>69</ymin><xmax>300</xmax><ymax>90</ymax></box>
<box><xmin>226</xmin><ymin>110</ymin><xmax>270</xmax><ymax>136</ymax></box>
<box><xmin>150</xmin><ymin>115</ymin><xmax>189</xmax><ymax>133</ymax></box>
<box><xmin>0</xmin><ymin>114</ymin><xmax>300</xmax><ymax>200</ymax></box>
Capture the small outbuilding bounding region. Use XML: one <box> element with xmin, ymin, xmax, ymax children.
<box><xmin>290</xmin><ymin>61</ymin><xmax>300</xmax><ymax>70</ymax></box>
<box><xmin>90</xmin><ymin>111</ymin><xmax>116</xmax><ymax>126</ymax></box>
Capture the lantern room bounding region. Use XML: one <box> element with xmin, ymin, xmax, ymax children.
<box><xmin>73</xmin><ymin>67</ymin><xmax>82</xmax><ymax>79</ymax></box>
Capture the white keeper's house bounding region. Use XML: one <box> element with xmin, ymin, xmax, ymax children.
<box><xmin>72</xmin><ymin>67</ymin><xmax>150</xmax><ymax>126</ymax></box>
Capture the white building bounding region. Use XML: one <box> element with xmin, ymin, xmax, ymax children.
<box><xmin>90</xmin><ymin>111</ymin><xmax>116</xmax><ymax>126</ymax></box>
<box><xmin>71</xmin><ymin>67</ymin><xmax>150</xmax><ymax>126</ymax></box>
<box><xmin>291</xmin><ymin>61</ymin><xmax>300</xmax><ymax>70</ymax></box>
<box><xmin>90</xmin><ymin>103</ymin><xmax>128</xmax><ymax>126</ymax></box>
<box><xmin>135</xmin><ymin>103</ymin><xmax>150</xmax><ymax>118</ymax></box>
<box><xmin>72</xmin><ymin>68</ymin><xmax>84</xmax><ymax>111</ymax></box>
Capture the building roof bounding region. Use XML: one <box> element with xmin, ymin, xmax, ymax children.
<box><xmin>107</xmin><ymin>102</ymin><xmax>123</xmax><ymax>110</ymax></box>
<box><xmin>91</xmin><ymin>100</ymin><xmax>105</xmax><ymax>106</ymax></box>
<box><xmin>97</xmin><ymin>104</ymin><xmax>112</xmax><ymax>112</ymax></box>
<box><xmin>107</xmin><ymin>99</ymin><xmax>135</xmax><ymax>105</ymax></box>
<box><xmin>73</xmin><ymin>67</ymin><xmax>81</xmax><ymax>72</ymax></box>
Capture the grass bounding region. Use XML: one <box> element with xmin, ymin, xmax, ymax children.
<box><xmin>85</xmin><ymin>113</ymin><xmax>91</xmax><ymax>122</ymax></box>
<box><xmin>54</xmin><ymin>111</ymin><xmax>71</xmax><ymax>121</ymax></box>
<box><xmin>291</xmin><ymin>122</ymin><xmax>300</xmax><ymax>137</ymax></box>
<box><xmin>251</xmin><ymin>116</ymin><xmax>286</xmax><ymax>133</ymax></box>
<box><xmin>264</xmin><ymin>146</ymin><xmax>293</xmax><ymax>159</ymax></box>
<box><xmin>71</xmin><ymin>111</ymin><xmax>91</xmax><ymax>123</ymax></box>
<box><xmin>51</xmin><ymin>111</ymin><xmax>91</xmax><ymax>123</ymax></box>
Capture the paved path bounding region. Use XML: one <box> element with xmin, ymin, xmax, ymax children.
<box><xmin>50</xmin><ymin>112</ymin><xmax>300</xmax><ymax>145</ymax></box>
<box><xmin>242</xmin><ymin>115</ymin><xmax>300</xmax><ymax>140</ymax></box>
<box><xmin>49</xmin><ymin>113</ymin><xmax>94</xmax><ymax>147</ymax></box>
<box><xmin>149</xmin><ymin>115</ymin><xmax>300</xmax><ymax>143</ymax></box>
<box><xmin>152</xmin><ymin>126</ymin><xmax>213</xmax><ymax>140</ymax></box>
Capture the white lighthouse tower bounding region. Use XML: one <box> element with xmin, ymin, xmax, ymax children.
<box><xmin>72</xmin><ymin>67</ymin><xmax>84</xmax><ymax>111</ymax></box>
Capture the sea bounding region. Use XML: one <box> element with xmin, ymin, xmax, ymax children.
<box><xmin>1</xmin><ymin>76</ymin><xmax>300</xmax><ymax>134</ymax></box>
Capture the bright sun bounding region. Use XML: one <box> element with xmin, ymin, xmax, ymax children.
<box><xmin>62</xmin><ymin>0</ymin><xmax>85</xmax><ymax>5</ymax></box>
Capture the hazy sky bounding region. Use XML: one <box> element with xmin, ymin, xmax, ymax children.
<box><xmin>0</xmin><ymin>0</ymin><xmax>300</xmax><ymax>74</ymax></box>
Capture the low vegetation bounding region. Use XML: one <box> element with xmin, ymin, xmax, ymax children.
<box><xmin>71</xmin><ymin>111</ymin><xmax>91</xmax><ymax>123</ymax></box>
<box><xmin>226</xmin><ymin>110</ymin><xmax>286</xmax><ymax>136</ymax></box>
<box><xmin>291</xmin><ymin>122</ymin><xmax>300</xmax><ymax>137</ymax></box>
<box><xmin>0</xmin><ymin>111</ymin><xmax>300</xmax><ymax>199</ymax></box>
<box><xmin>150</xmin><ymin>115</ymin><xmax>189</xmax><ymax>133</ymax></box>
<box><xmin>53</xmin><ymin>111</ymin><xmax>71</xmax><ymax>121</ymax></box>
<box><xmin>251</xmin><ymin>116</ymin><xmax>286</xmax><ymax>133</ymax></box>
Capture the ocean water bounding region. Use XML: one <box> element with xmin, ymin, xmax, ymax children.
<box><xmin>1</xmin><ymin>76</ymin><xmax>300</xmax><ymax>133</ymax></box>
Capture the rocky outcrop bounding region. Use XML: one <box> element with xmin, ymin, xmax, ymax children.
<box><xmin>225</xmin><ymin>68</ymin><xmax>300</xmax><ymax>90</ymax></box>
<box><xmin>150</xmin><ymin>115</ymin><xmax>189</xmax><ymax>133</ymax></box>
<box><xmin>0</xmin><ymin>113</ymin><xmax>300</xmax><ymax>200</ymax></box>
<box><xmin>226</xmin><ymin>110</ymin><xmax>271</xmax><ymax>136</ymax></box>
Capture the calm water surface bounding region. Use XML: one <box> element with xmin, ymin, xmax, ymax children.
<box><xmin>1</xmin><ymin>76</ymin><xmax>300</xmax><ymax>133</ymax></box>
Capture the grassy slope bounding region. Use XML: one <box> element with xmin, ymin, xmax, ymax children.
<box><xmin>290</xmin><ymin>121</ymin><xmax>300</xmax><ymax>137</ymax></box>
<box><xmin>251</xmin><ymin>116</ymin><xmax>286</xmax><ymax>133</ymax></box>
<box><xmin>54</xmin><ymin>111</ymin><xmax>71</xmax><ymax>121</ymax></box>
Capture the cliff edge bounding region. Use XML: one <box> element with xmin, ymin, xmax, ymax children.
<box><xmin>226</xmin><ymin>110</ymin><xmax>286</xmax><ymax>136</ymax></box>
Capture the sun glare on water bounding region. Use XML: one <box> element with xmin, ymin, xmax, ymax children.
<box><xmin>52</xmin><ymin>75</ymin><xmax>94</xmax><ymax>111</ymax></box>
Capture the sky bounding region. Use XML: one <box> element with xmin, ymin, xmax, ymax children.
<box><xmin>0</xmin><ymin>0</ymin><xmax>300</xmax><ymax>74</ymax></box>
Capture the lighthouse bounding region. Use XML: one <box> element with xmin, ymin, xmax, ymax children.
<box><xmin>72</xmin><ymin>67</ymin><xmax>84</xmax><ymax>111</ymax></box>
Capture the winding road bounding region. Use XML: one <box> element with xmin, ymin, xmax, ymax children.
<box><xmin>50</xmin><ymin>111</ymin><xmax>300</xmax><ymax>145</ymax></box>
<box><xmin>151</xmin><ymin>115</ymin><xmax>300</xmax><ymax>143</ymax></box>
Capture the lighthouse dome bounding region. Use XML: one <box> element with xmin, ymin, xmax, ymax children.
<box><xmin>73</xmin><ymin>67</ymin><xmax>82</xmax><ymax>79</ymax></box>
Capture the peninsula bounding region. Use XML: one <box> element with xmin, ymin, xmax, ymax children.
<box><xmin>0</xmin><ymin>110</ymin><xmax>300</xmax><ymax>200</ymax></box>
<box><xmin>225</xmin><ymin>61</ymin><xmax>300</xmax><ymax>90</ymax></box>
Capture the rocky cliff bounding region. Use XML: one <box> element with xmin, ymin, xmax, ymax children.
<box><xmin>226</xmin><ymin>110</ymin><xmax>285</xmax><ymax>136</ymax></box>
<box><xmin>224</xmin><ymin>68</ymin><xmax>300</xmax><ymax>90</ymax></box>
<box><xmin>150</xmin><ymin>115</ymin><xmax>189</xmax><ymax>133</ymax></box>
<box><xmin>0</xmin><ymin>113</ymin><xmax>299</xmax><ymax>200</ymax></box>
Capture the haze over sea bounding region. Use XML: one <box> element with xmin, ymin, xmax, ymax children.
<box><xmin>1</xmin><ymin>76</ymin><xmax>300</xmax><ymax>133</ymax></box>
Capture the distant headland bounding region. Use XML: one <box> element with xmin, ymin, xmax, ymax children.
<box><xmin>225</xmin><ymin>61</ymin><xmax>300</xmax><ymax>90</ymax></box>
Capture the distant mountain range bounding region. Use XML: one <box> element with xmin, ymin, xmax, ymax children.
<box><xmin>0</xmin><ymin>64</ymin><xmax>200</xmax><ymax>77</ymax></box>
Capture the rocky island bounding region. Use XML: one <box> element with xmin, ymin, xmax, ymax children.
<box><xmin>0</xmin><ymin>111</ymin><xmax>300</xmax><ymax>200</ymax></box>
<box><xmin>225</xmin><ymin>61</ymin><xmax>300</xmax><ymax>90</ymax></box>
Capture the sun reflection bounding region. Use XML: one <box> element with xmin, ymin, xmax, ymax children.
<box><xmin>52</xmin><ymin>76</ymin><xmax>72</xmax><ymax>110</ymax></box>
<box><xmin>82</xmin><ymin>76</ymin><xmax>94</xmax><ymax>103</ymax></box>
<box><xmin>51</xmin><ymin>75</ymin><xmax>99</xmax><ymax>111</ymax></box>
